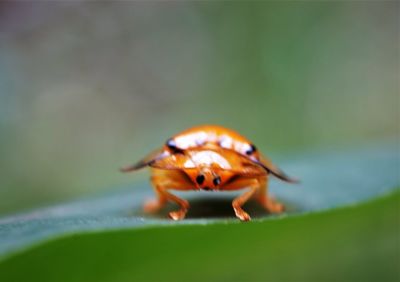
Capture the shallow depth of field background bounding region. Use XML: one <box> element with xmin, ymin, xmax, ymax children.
<box><xmin>0</xmin><ymin>2</ymin><xmax>398</xmax><ymax>215</ymax></box>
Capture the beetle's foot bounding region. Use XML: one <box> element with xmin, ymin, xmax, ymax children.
<box><xmin>143</xmin><ymin>199</ymin><xmax>165</xmax><ymax>213</ymax></box>
<box><xmin>233</xmin><ymin>208</ymin><xmax>251</xmax><ymax>221</ymax></box>
<box><xmin>168</xmin><ymin>209</ymin><xmax>187</xmax><ymax>221</ymax></box>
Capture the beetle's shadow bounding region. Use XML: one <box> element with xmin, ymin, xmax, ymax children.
<box><xmin>132</xmin><ymin>197</ymin><xmax>297</xmax><ymax>220</ymax></box>
<box><xmin>187</xmin><ymin>198</ymin><xmax>264</xmax><ymax>219</ymax></box>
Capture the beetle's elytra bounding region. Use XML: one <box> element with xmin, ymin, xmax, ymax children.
<box><xmin>121</xmin><ymin>125</ymin><xmax>298</xmax><ymax>221</ymax></box>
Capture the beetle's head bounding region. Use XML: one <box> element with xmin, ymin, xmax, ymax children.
<box><xmin>190</xmin><ymin>166</ymin><xmax>223</xmax><ymax>191</ymax></box>
<box><xmin>180</xmin><ymin>150</ymin><xmax>232</xmax><ymax>191</ymax></box>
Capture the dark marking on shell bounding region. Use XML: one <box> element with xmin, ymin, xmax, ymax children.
<box><xmin>245</xmin><ymin>144</ymin><xmax>257</xmax><ymax>155</ymax></box>
<box><xmin>166</xmin><ymin>138</ymin><xmax>184</xmax><ymax>154</ymax></box>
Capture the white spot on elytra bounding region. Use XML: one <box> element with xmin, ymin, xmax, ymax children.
<box><xmin>186</xmin><ymin>150</ymin><xmax>231</xmax><ymax>169</ymax></box>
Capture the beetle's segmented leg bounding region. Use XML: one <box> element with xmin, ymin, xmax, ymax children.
<box><xmin>254</xmin><ymin>175</ymin><xmax>285</xmax><ymax>213</ymax></box>
<box><xmin>166</xmin><ymin>194</ymin><xmax>189</xmax><ymax>221</ymax></box>
<box><xmin>221</xmin><ymin>178</ymin><xmax>261</xmax><ymax>221</ymax></box>
<box><xmin>232</xmin><ymin>185</ymin><xmax>259</xmax><ymax>221</ymax></box>
<box><xmin>147</xmin><ymin>175</ymin><xmax>190</xmax><ymax>220</ymax></box>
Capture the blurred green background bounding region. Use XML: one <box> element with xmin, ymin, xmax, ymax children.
<box><xmin>0</xmin><ymin>1</ymin><xmax>398</xmax><ymax>215</ymax></box>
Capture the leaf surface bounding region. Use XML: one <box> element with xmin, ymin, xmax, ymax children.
<box><xmin>0</xmin><ymin>143</ymin><xmax>398</xmax><ymax>261</ymax></box>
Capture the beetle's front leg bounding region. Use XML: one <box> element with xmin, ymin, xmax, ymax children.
<box><xmin>150</xmin><ymin>183</ymin><xmax>189</xmax><ymax>220</ymax></box>
<box><xmin>254</xmin><ymin>175</ymin><xmax>285</xmax><ymax>213</ymax></box>
<box><xmin>145</xmin><ymin>169</ymin><xmax>192</xmax><ymax>220</ymax></box>
<box><xmin>222</xmin><ymin>178</ymin><xmax>260</xmax><ymax>221</ymax></box>
<box><xmin>232</xmin><ymin>186</ymin><xmax>258</xmax><ymax>221</ymax></box>
<box><xmin>145</xmin><ymin>180</ymin><xmax>189</xmax><ymax>220</ymax></box>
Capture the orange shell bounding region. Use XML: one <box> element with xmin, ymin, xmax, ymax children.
<box><xmin>122</xmin><ymin>125</ymin><xmax>297</xmax><ymax>183</ymax></box>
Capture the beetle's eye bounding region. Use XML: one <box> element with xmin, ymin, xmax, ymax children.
<box><xmin>245</xmin><ymin>144</ymin><xmax>257</xmax><ymax>155</ymax></box>
<box><xmin>196</xmin><ymin>175</ymin><xmax>205</xmax><ymax>185</ymax></box>
<box><xmin>213</xmin><ymin>176</ymin><xmax>221</xmax><ymax>186</ymax></box>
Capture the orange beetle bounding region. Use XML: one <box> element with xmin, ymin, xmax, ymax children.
<box><xmin>121</xmin><ymin>125</ymin><xmax>297</xmax><ymax>221</ymax></box>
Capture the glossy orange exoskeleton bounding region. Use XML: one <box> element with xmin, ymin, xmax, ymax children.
<box><xmin>121</xmin><ymin>125</ymin><xmax>297</xmax><ymax>221</ymax></box>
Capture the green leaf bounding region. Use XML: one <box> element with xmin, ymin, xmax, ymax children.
<box><xmin>0</xmin><ymin>143</ymin><xmax>398</xmax><ymax>282</ymax></box>
<box><xmin>0</xmin><ymin>190</ymin><xmax>399</xmax><ymax>282</ymax></box>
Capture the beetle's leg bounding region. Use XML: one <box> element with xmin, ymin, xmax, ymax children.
<box><xmin>232</xmin><ymin>186</ymin><xmax>258</xmax><ymax>221</ymax></box>
<box><xmin>152</xmin><ymin>183</ymin><xmax>189</xmax><ymax>220</ymax></box>
<box><xmin>222</xmin><ymin>178</ymin><xmax>260</xmax><ymax>221</ymax></box>
<box><xmin>145</xmin><ymin>169</ymin><xmax>192</xmax><ymax>220</ymax></box>
<box><xmin>254</xmin><ymin>175</ymin><xmax>285</xmax><ymax>213</ymax></box>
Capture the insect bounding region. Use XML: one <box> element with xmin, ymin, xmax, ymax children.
<box><xmin>121</xmin><ymin>125</ymin><xmax>297</xmax><ymax>221</ymax></box>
